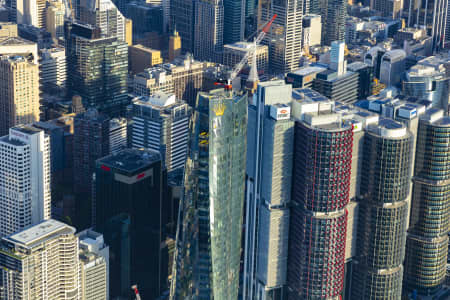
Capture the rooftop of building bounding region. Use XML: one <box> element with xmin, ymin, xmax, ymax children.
<box><xmin>11</xmin><ymin>124</ymin><xmax>42</xmax><ymax>135</ymax></box>
<box><xmin>347</xmin><ymin>61</ymin><xmax>369</xmax><ymax>71</ymax></box>
<box><xmin>291</xmin><ymin>65</ymin><xmax>327</xmax><ymax>76</ymax></box>
<box><xmin>223</xmin><ymin>41</ymin><xmax>267</xmax><ymax>52</ymax></box>
<box><xmin>134</xmin><ymin>91</ymin><xmax>177</xmax><ymax>107</ymax></box>
<box><xmin>97</xmin><ymin>148</ymin><xmax>161</xmax><ymax>173</ymax></box>
<box><xmin>292</xmin><ymin>88</ymin><xmax>330</xmax><ymax>102</ymax></box>
<box><xmin>0</xmin><ymin>36</ymin><xmax>35</xmax><ymax>46</ymax></box>
<box><xmin>3</xmin><ymin>219</ymin><xmax>75</xmax><ymax>249</ymax></box>
<box><xmin>367</xmin><ymin>118</ymin><xmax>409</xmax><ymax>138</ymax></box>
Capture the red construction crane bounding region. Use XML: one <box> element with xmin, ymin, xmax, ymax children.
<box><xmin>215</xmin><ymin>14</ymin><xmax>277</xmax><ymax>90</ymax></box>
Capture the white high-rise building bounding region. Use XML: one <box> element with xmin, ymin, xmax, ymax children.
<box><xmin>7</xmin><ymin>0</ymin><xmax>46</xmax><ymax>28</ymax></box>
<box><xmin>40</xmin><ymin>47</ymin><xmax>67</xmax><ymax>92</ymax></box>
<box><xmin>330</xmin><ymin>40</ymin><xmax>346</xmax><ymax>76</ymax></box>
<box><xmin>78</xmin><ymin>229</ymin><xmax>110</xmax><ymax>300</ymax></box>
<box><xmin>109</xmin><ymin>117</ymin><xmax>127</xmax><ymax>154</ymax></box>
<box><xmin>0</xmin><ymin>125</ymin><xmax>51</xmax><ymax>237</ymax></box>
<box><xmin>131</xmin><ymin>92</ymin><xmax>191</xmax><ymax>174</ymax></box>
<box><xmin>0</xmin><ymin>219</ymin><xmax>80</xmax><ymax>300</ymax></box>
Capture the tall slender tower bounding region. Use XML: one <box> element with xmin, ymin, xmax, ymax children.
<box><xmin>0</xmin><ymin>55</ymin><xmax>40</xmax><ymax>136</ymax></box>
<box><xmin>0</xmin><ymin>125</ymin><xmax>51</xmax><ymax>237</ymax></box>
<box><xmin>309</xmin><ymin>0</ymin><xmax>347</xmax><ymax>45</ymax></box>
<box><xmin>223</xmin><ymin>0</ymin><xmax>245</xmax><ymax>44</ymax></box>
<box><xmin>288</xmin><ymin>111</ymin><xmax>353</xmax><ymax>299</ymax></box>
<box><xmin>243</xmin><ymin>81</ymin><xmax>293</xmax><ymax>300</ymax></box>
<box><xmin>404</xmin><ymin>109</ymin><xmax>450</xmax><ymax>296</ymax></box>
<box><xmin>171</xmin><ymin>89</ymin><xmax>247</xmax><ymax>299</ymax></box>
<box><xmin>258</xmin><ymin>0</ymin><xmax>303</xmax><ymax>73</ymax></box>
<box><xmin>193</xmin><ymin>0</ymin><xmax>224</xmax><ymax>62</ymax></box>
<box><xmin>352</xmin><ymin>119</ymin><xmax>412</xmax><ymax>299</ymax></box>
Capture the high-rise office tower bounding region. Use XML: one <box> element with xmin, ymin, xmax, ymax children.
<box><xmin>0</xmin><ymin>55</ymin><xmax>39</xmax><ymax>136</ymax></box>
<box><xmin>133</xmin><ymin>53</ymin><xmax>205</xmax><ymax>107</ymax></box>
<box><xmin>95</xmin><ymin>149</ymin><xmax>167</xmax><ymax>299</ymax></box>
<box><xmin>258</xmin><ymin>0</ymin><xmax>303</xmax><ymax>73</ymax></box>
<box><xmin>0</xmin><ymin>126</ymin><xmax>51</xmax><ymax>237</ymax></box>
<box><xmin>302</xmin><ymin>14</ymin><xmax>321</xmax><ymax>47</ymax></box>
<box><xmin>379</xmin><ymin>49</ymin><xmax>406</xmax><ymax>87</ymax></box>
<box><xmin>65</xmin><ymin>22</ymin><xmax>128</xmax><ymax>115</ymax></box>
<box><xmin>223</xmin><ymin>42</ymin><xmax>269</xmax><ymax>77</ymax></box>
<box><xmin>243</xmin><ymin>81</ymin><xmax>293</xmax><ymax>300</ymax></box>
<box><xmin>404</xmin><ymin>109</ymin><xmax>450</xmax><ymax>296</ymax></box>
<box><xmin>407</xmin><ymin>0</ymin><xmax>447</xmax><ymax>50</ymax></box>
<box><xmin>171</xmin><ymin>89</ymin><xmax>247</xmax><ymax>299</ymax></box>
<box><xmin>109</xmin><ymin>117</ymin><xmax>127</xmax><ymax>154</ymax></box>
<box><xmin>371</xmin><ymin>0</ymin><xmax>402</xmax><ymax>18</ymax></box>
<box><xmin>170</xmin><ymin>0</ymin><xmax>195</xmax><ymax>52</ymax></box>
<box><xmin>309</xmin><ymin>0</ymin><xmax>347</xmax><ymax>45</ymax></box>
<box><xmin>288</xmin><ymin>111</ymin><xmax>352</xmax><ymax>299</ymax></box>
<box><xmin>78</xmin><ymin>229</ymin><xmax>110</xmax><ymax>300</ymax></box>
<box><xmin>352</xmin><ymin>119</ymin><xmax>412</xmax><ymax>299</ymax></box>
<box><xmin>131</xmin><ymin>92</ymin><xmax>191</xmax><ymax>175</ymax></box>
<box><xmin>193</xmin><ymin>0</ymin><xmax>224</xmax><ymax>62</ymax></box>
<box><xmin>330</xmin><ymin>40</ymin><xmax>346</xmax><ymax>76</ymax></box>
<box><xmin>40</xmin><ymin>47</ymin><xmax>67</xmax><ymax>93</ymax></box>
<box><xmin>76</xmin><ymin>0</ymin><xmax>126</xmax><ymax>42</ymax></box>
<box><xmin>223</xmin><ymin>0</ymin><xmax>244</xmax><ymax>44</ymax></box>
<box><xmin>403</xmin><ymin>57</ymin><xmax>450</xmax><ymax>113</ymax></box>
<box><xmin>0</xmin><ymin>219</ymin><xmax>80</xmax><ymax>299</ymax></box>
<box><xmin>6</xmin><ymin>0</ymin><xmax>46</xmax><ymax>27</ymax></box>
<box><xmin>46</xmin><ymin>0</ymin><xmax>65</xmax><ymax>41</ymax></box>
<box><xmin>73</xmin><ymin>109</ymin><xmax>110</xmax><ymax>229</ymax></box>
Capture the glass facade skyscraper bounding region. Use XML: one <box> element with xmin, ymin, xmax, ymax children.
<box><xmin>65</xmin><ymin>22</ymin><xmax>128</xmax><ymax>115</ymax></box>
<box><xmin>170</xmin><ymin>89</ymin><xmax>247</xmax><ymax>299</ymax></box>
<box><xmin>352</xmin><ymin>119</ymin><xmax>412</xmax><ymax>299</ymax></box>
<box><xmin>288</xmin><ymin>113</ymin><xmax>353</xmax><ymax>299</ymax></box>
<box><xmin>404</xmin><ymin>109</ymin><xmax>450</xmax><ymax>296</ymax></box>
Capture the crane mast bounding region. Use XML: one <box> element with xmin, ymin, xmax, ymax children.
<box><xmin>216</xmin><ymin>14</ymin><xmax>277</xmax><ymax>90</ymax></box>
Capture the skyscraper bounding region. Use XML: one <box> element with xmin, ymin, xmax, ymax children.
<box><xmin>0</xmin><ymin>126</ymin><xmax>51</xmax><ymax>237</ymax></box>
<box><xmin>133</xmin><ymin>53</ymin><xmax>205</xmax><ymax>107</ymax></box>
<box><xmin>407</xmin><ymin>0</ymin><xmax>448</xmax><ymax>50</ymax></box>
<box><xmin>194</xmin><ymin>0</ymin><xmax>224</xmax><ymax>62</ymax></box>
<box><xmin>0</xmin><ymin>55</ymin><xmax>40</xmax><ymax>136</ymax></box>
<box><xmin>0</xmin><ymin>219</ymin><xmax>80</xmax><ymax>299</ymax></box>
<box><xmin>403</xmin><ymin>56</ymin><xmax>450</xmax><ymax>113</ymax></box>
<box><xmin>131</xmin><ymin>92</ymin><xmax>191</xmax><ymax>175</ymax></box>
<box><xmin>288</xmin><ymin>110</ymin><xmax>353</xmax><ymax>299</ymax></box>
<box><xmin>6</xmin><ymin>0</ymin><xmax>46</xmax><ymax>27</ymax></box>
<box><xmin>243</xmin><ymin>81</ymin><xmax>293</xmax><ymax>300</ymax></box>
<box><xmin>78</xmin><ymin>229</ymin><xmax>110</xmax><ymax>300</ymax></box>
<box><xmin>73</xmin><ymin>109</ymin><xmax>110</xmax><ymax>229</ymax></box>
<box><xmin>258</xmin><ymin>0</ymin><xmax>303</xmax><ymax>73</ymax></box>
<box><xmin>371</xmin><ymin>0</ymin><xmax>402</xmax><ymax>18</ymax></box>
<box><xmin>75</xmin><ymin>0</ymin><xmax>126</xmax><ymax>42</ymax></box>
<box><xmin>65</xmin><ymin>22</ymin><xmax>128</xmax><ymax>115</ymax></box>
<box><xmin>40</xmin><ymin>47</ymin><xmax>67</xmax><ymax>93</ymax></box>
<box><xmin>404</xmin><ymin>108</ymin><xmax>450</xmax><ymax>296</ymax></box>
<box><xmin>352</xmin><ymin>119</ymin><xmax>412</xmax><ymax>299</ymax></box>
<box><xmin>95</xmin><ymin>149</ymin><xmax>167</xmax><ymax>299</ymax></box>
<box><xmin>223</xmin><ymin>0</ymin><xmax>244</xmax><ymax>44</ymax></box>
<box><xmin>309</xmin><ymin>0</ymin><xmax>347</xmax><ymax>45</ymax></box>
<box><xmin>171</xmin><ymin>89</ymin><xmax>247</xmax><ymax>299</ymax></box>
<box><xmin>170</xmin><ymin>0</ymin><xmax>195</xmax><ymax>52</ymax></box>
<box><xmin>46</xmin><ymin>0</ymin><xmax>65</xmax><ymax>40</ymax></box>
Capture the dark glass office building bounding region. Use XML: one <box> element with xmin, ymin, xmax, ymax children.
<box><xmin>95</xmin><ymin>149</ymin><xmax>168</xmax><ymax>299</ymax></box>
<box><xmin>65</xmin><ymin>22</ymin><xmax>128</xmax><ymax>115</ymax></box>
<box><xmin>352</xmin><ymin>119</ymin><xmax>412</xmax><ymax>299</ymax></box>
<box><xmin>171</xmin><ymin>89</ymin><xmax>247</xmax><ymax>299</ymax></box>
<box><xmin>288</xmin><ymin>116</ymin><xmax>353</xmax><ymax>299</ymax></box>
<box><xmin>404</xmin><ymin>109</ymin><xmax>450</xmax><ymax>296</ymax></box>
